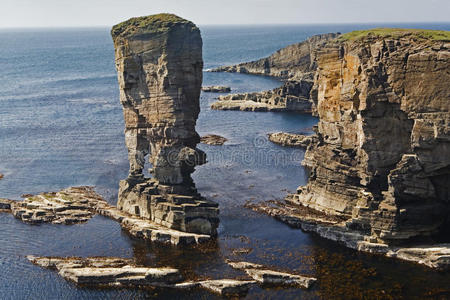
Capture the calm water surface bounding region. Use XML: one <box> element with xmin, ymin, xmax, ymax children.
<box><xmin>0</xmin><ymin>24</ymin><xmax>449</xmax><ymax>299</ymax></box>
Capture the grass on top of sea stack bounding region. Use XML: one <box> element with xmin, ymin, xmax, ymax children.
<box><xmin>339</xmin><ymin>28</ymin><xmax>450</xmax><ymax>42</ymax></box>
<box><xmin>111</xmin><ymin>13</ymin><xmax>195</xmax><ymax>39</ymax></box>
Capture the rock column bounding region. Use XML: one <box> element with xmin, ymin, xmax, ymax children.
<box><xmin>111</xmin><ymin>14</ymin><xmax>219</xmax><ymax>236</ymax></box>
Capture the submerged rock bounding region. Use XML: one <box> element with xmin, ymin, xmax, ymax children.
<box><xmin>268</xmin><ymin>132</ymin><xmax>317</xmax><ymax>148</ymax></box>
<box><xmin>200</xmin><ymin>134</ymin><xmax>228</xmax><ymax>145</ymax></box>
<box><xmin>111</xmin><ymin>14</ymin><xmax>219</xmax><ymax>236</ymax></box>
<box><xmin>202</xmin><ymin>86</ymin><xmax>231</xmax><ymax>93</ymax></box>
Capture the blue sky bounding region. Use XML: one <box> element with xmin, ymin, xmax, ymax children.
<box><xmin>1</xmin><ymin>0</ymin><xmax>449</xmax><ymax>28</ymax></box>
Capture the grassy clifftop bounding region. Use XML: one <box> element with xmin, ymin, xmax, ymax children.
<box><xmin>339</xmin><ymin>28</ymin><xmax>450</xmax><ymax>42</ymax></box>
<box><xmin>111</xmin><ymin>13</ymin><xmax>195</xmax><ymax>39</ymax></box>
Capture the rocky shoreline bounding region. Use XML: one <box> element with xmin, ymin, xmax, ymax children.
<box><xmin>211</xmin><ymin>80</ymin><xmax>313</xmax><ymax>112</ymax></box>
<box><xmin>210</xmin><ymin>33</ymin><xmax>340</xmax><ymax>112</ymax></box>
<box><xmin>246</xmin><ymin>199</ymin><xmax>450</xmax><ymax>270</ymax></box>
<box><xmin>0</xmin><ymin>186</ymin><xmax>212</xmax><ymax>245</ymax></box>
<box><xmin>27</xmin><ymin>255</ymin><xmax>317</xmax><ymax>296</ymax></box>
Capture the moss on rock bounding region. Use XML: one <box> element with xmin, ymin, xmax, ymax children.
<box><xmin>340</xmin><ymin>28</ymin><xmax>450</xmax><ymax>42</ymax></box>
<box><xmin>111</xmin><ymin>13</ymin><xmax>196</xmax><ymax>39</ymax></box>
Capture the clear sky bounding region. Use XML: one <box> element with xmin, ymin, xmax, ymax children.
<box><xmin>0</xmin><ymin>0</ymin><xmax>449</xmax><ymax>28</ymax></box>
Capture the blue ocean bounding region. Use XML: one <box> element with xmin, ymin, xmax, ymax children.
<box><xmin>0</xmin><ymin>23</ymin><xmax>449</xmax><ymax>299</ymax></box>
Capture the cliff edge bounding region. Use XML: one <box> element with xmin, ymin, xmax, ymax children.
<box><xmin>290</xmin><ymin>28</ymin><xmax>450</xmax><ymax>244</ymax></box>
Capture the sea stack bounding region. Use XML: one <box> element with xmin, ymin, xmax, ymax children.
<box><xmin>111</xmin><ymin>14</ymin><xmax>219</xmax><ymax>236</ymax></box>
<box><xmin>289</xmin><ymin>29</ymin><xmax>450</xmax><ymax>244</ymax></box>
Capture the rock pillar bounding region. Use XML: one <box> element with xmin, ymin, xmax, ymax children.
<box><xmin>111</xmin><ymin>14</ymin><xmax>219</xmax><ymax>236</ymax></box>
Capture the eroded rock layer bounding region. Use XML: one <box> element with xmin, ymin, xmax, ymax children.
<box><xmin>210</xmin><ymin>33</ymin><xmax>340</xmax><ymax>112</ymax></box>
<box><xmin>211</xmin><ymin>80</ymin><xmax>313</xmax><ymax>112</ymax></box>
<box><xmin>290</xmin><ymin>30</ymin><xmax>450</xmax><ymax>245</ymax></box>
<box><xmin>111</xmin><ymin>14</ymin><xmax>219</xmax><ymax>236</ymax></box>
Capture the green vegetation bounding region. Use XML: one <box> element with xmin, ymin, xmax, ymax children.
<box><xmin>111</xmin><ymin>13</ymin><xmax>194</xmax><ymax>39</ymax></box>
<box><xmin>339</xmin><ymin>28</ymin><xmax>450</xmax><ymax>42</ymax></box>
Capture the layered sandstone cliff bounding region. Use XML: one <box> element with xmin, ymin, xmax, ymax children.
<box><xmin>111</xmin><ymin>14</ymin><xmax>219</xmax><ymax>236</ymax></box>
<box><xmin>210</xmin><ymin>33</ymin><xmax>340</xmax><ymax>112</ymax></box>
<box><xmin>289</xmin><ymin>29</ymin><xmax>450</xmax><ymax>245</ymax></box>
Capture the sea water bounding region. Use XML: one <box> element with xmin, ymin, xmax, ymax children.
<box><xmin>0</xmin><ymin>23</ymin><xmax>449</xmax><ymax>299</ymax></box>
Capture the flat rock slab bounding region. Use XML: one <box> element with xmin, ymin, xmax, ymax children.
<box><xmin>227</xmin><ymin>260</ymin><xmax>317</xmax><ymax>289</ymax></box>
<box><xmin>10</xmin><ymin>186</ymin><xmax>103</xmax><ymax>224</ymax></box>
<box><xmin>202</xmin><ymin>86</ymin><xmax>231</xmax><ymax>93</ymax></box>
<box><xmin>245</xmin><ymin>269</ymin><xmax>316</xmax><ymax>288</ymax></box>
<box><xmin>268</xmin><ymin>132</ymin><xmax>316</xmax><ymax>148</ymax></box>
<box><xmin>211</xmin><ymin>100</ymin><xmax>286</xmax><ymax>112</ymax></box>
<box><xmin>28</xmin><ymin>256</ymin><xmax>182</xmax><ymax>287</ymax></box>
<box><xmin>200</xmin><ymin>134</ymin><xmax>228</xmax><ymax>145</ymax></box>
<box><xmin>199</xmin><ymin>279</ymin><xmax>256</xmax><ymax>296</ymax></box>
<box><xmin>5</xmin><ymin>186</ymin><xmax>212</xmax><ymax>246</ymax></box>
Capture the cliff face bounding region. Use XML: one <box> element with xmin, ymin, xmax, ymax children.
<box><xmin>112</xmin><ymin>14</ymin><xmax>219</xmax><ymax>236</ymax></box>
<box><xmin>210</xmin><ymin>33</ymin><xmax>339</xmax><ymax>112</ymax></box>
<box><xmin>212</xmin><ymin>33</ymin><xmax>340</xmax><ymax>80</ymax></box>
<box><xmin>290</xmin><ymin>30</ymin><xmax>450</xmax><ymax>244</ymax></box>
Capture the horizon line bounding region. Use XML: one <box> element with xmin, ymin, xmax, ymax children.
<box><xmin>0</xmin><ymin>21</ymin><xmax>449</xmax><ymax>30</ymax></box>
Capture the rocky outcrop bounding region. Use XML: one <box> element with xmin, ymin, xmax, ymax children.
<box><xmin>200</xmin><ymin>134</ymin><xmax>228</xmax><ymax>145</ymax></box>
<box><xmin>247</xmin><ymin>199</ymin><xmax>450</xmax><ymax>270</ymax></box>
<box><xmin>111</xmin><ymin>14</ymin><xmax>219</xmax><ymax>236</ymax></box>
<box><xmin>286</xmin><ymin>30</ymin><xmax>450</xmax><ymax>253</ymax></box>
<box><xmin>210</xmin><ymin>33</ymin><xmax>339</xmax><ymax>112</ymax></box>
<box><xmin>212</xmin><ymin>80</ymin><xmax>313</xmax><ymax>112</ymax></box>
<box><xmin>27</xmin><ymin>256</ymin><xmax>182</xmax><ymax>287</ymax></box>
<box><xmin>227</xmin><ymin>261</ymin><xmax>317</xmax><ymax>288</ymax></box>
<box><xmin>202</xmin><ymin>86</ymin><xmax>231</xmax><ymax>93</ymax></box>
<box><xmin>10</xmin><ymin>187</ymin><xmax>102</xmax><ymax>224</ymax></box>
<box><xmin>28</xmin><ymin>256</ymin><xmax>317</xmax><ymax>295</ymax></box>
<box><xmin>268</xmin><ymin>132</ymin><xmax>317</xmax><ymax>148</ymax></box>
<box><xmin>4</xmin><ymin>187</ymin><xmax>211</xmax><ymax>245</ymax></box>
<box><xmin>211</xmin><ymin>33</ymin><xmax>340</xmax><ymax>80</ymax></box>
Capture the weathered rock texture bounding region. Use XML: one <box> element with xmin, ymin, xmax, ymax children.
<box><xmin>111</xmin><ymin>14</ymin><xmax>219</xmax><ymax>236</ymax></box>
<box><xmin>210</xmin><ymin>33</ymin><xmax>340</xmax><ymax>112</ymax></box>
<box><xmin>268</xmin><ymin>132</ymin><xmax>317</xmax><ymax>148</ymax></box>
<box><xmin>3</xmin><ymin>187</ymin><xmax>211</xmax><ymax>246</ymax></box>
<box><xmin>10</xmin><ymin>187</ymin><xmax>102</xmax><ymax>224</ymax></box>
<box><xmin>227</xmin><ymin>261</ymin><xmax>317</xmax><ymax>288</ymax></box>
<box><xmin>200</xmin><ymin>134</ymin><xmax>227</xmax><ymax>146</ymax></box>
<box><xmin>289</xmin><ymin>30</ymin><xmax>450</xmax><ymax>247</ymax></box>
<box><xmin>28</xmin><ymin>256</ymin><xmax>315</xmax><ymax>296</ymax></box>
<box><xmin>212</xmin><ymin>80</ymin><xmax>313</xmax><ymax>112</ymax></box>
